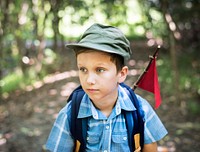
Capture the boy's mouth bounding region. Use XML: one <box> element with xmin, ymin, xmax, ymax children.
<box><xmin>87</xmin><ymin>89</ymin><xmax>99</xmax><ymax>93</ymax></box>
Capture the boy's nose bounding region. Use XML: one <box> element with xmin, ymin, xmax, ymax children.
<box><xmin>86</xmin><ymin>73</ymin><xmax>96</xmax><ymax>85</ymax></box>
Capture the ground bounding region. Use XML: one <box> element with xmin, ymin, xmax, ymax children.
<box><xmin>1</xmin><ymin>42</ymin><xmax>200</xmax><ymax>152</ymax></box>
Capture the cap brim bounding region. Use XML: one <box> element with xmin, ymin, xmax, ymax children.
<box><xmin>66</xmin><ymin>43</ymin><xmax>99</xmax><ymax>51</ymax></box>
<box><xmin>66</xmin><ymin>43</ymin><xmax>119</xmax><ymax>55</ymax></box>
<box><xmin>66</xmin><ymin>42</ymin><xmax>130</xmax><ymax>60</ymax></box>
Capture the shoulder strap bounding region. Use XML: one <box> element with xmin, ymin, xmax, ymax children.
<box><xmin>120</xmin><ymin>83</ymin><xmax>144</xmax><ymax>151</ymax></box>
<box><xmin>67</xmin><ymin>85</ymin><xmax>87</xmax><ymax>152</ymax></box>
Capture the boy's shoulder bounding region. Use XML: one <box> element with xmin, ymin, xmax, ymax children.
<box><xmin>68</xmin><ymin>83</ymin><xmax>150</xmax><ymax>109</ymax></box>
<box><xmin>66</xmin><ymin>84</ymin><xmax>152</xmax><ymax>114</ymax></box>
<box><xmin>118</xmin><ymin>83</ymin><xmax>149</xmax><ymax>109</ymax></box>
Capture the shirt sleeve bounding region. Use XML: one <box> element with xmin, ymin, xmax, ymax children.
<box><xmin>136</xmin><ymin>95</ymin><xmax>168</xmax><ymax>144</ymax></box>
<box><xmin>45</xmin><ymin>102</ymin><xmax>74</xmax><ymax>152</ymax></box>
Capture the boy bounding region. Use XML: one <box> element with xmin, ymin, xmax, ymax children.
<box><xmin>45</xmin><ymin>23</ymin><xmax>168</xmax><ymax>152</ymax></box>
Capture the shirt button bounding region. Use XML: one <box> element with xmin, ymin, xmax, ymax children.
<box><xmin>106</xmin><ymin>125</ymin><xmax>109</xmax><ymax>129</ymax></box>
<box><xmin>123</xmin><ymin>137</ymin><xmax>127</xmax><ymax>140</ymax></box>
<box><xmin>104</xmin><ymin>150</ymin><xmax>108</xmax><ymax>152</ymax></box>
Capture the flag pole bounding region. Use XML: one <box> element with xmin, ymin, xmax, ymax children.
<box><xmin>132</xmin><ymin>45</ymin><xmax>161</xmax><ymax>90</ymax></box>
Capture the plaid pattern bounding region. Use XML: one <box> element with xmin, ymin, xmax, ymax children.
<box><xmin>46</xmin><ymin>86</ymin><xmax>167</xmax><ymax>152</ymax></box>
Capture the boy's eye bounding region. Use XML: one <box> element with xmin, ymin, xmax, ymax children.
<box><xmin>79</xmin><ymin>67</ymin><xmax>87</xmax><ymax>73</ymax></box>
<box><xmin>96</xmin><ymin>68</ymin><xmax>105</xmax><ymax>73</ymax></box>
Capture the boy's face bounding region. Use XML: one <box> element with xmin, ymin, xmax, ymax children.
<box><xmin>77</xmin><ymin>50</ymin><xmax>128</xmax><ymax>103</ymax></box>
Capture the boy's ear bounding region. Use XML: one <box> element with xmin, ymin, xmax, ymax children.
<box><xmin>118</xmin><ymin>66</ymin><xmax>128</xmax><ymax>83</ymax></box>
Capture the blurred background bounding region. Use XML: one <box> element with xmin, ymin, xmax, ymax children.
<box><xmin>0</xmin><ymin>0</ymin><xmax>199</xmax><ymax>151</ymax></box>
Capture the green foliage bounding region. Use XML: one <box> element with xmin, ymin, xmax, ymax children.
<box><xmin>1</xmin><ymin>72</ymin><xmax>24</xmax><ymax>94</ymax></box>
<box><xmin>178</xmin><ymin>51</ymin><xmax>200</xmax><ymax>94</ymax></box>
<box><xmin>187</xmin><ymin>100</ymin><xmax>200</xmax><ymax>115</ymax></box>
<box><xmin>1</xmin><ymin>70</ymin><xmax>41</xmax><ymax>95</ymax></box>
<box><xmin>1</xmin><ymin>48</ymin><xmax>59</xmax><ymax>95</ymax></box>
<box><xmin>157</xmin><ymin>56</ymin><xmax>173</xmax><ymax>95</ymax></box>
<box><xmin>158</xmin><ymin>51</ymin><xmax>200</xmax><ymax>97</ymax></box>
<box><xmin>43</xmin><ymin>48</ymin><xmax>57</xmax><ymax>65</ymax></box>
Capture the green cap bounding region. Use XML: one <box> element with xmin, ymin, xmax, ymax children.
<box><xmin>66</xmin><ymin>23</ymin><xmax>132</xmax><ymax>59</ymax></box>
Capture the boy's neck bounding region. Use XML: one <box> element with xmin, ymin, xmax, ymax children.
<box><xmin>92</xmin><ymin>98</ymin><xmax>117</xmax><ymax>118</ymax></box>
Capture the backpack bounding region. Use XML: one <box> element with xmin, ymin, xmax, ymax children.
<box><xmin>67</xmin><ymin>83</ymin><xmax>144</xmax><ymax>152</ymax></box>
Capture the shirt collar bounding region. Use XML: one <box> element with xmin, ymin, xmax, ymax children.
<box><xmin>117</xmin><ymin>85</ymin><xmax>136</xmax><ymax>112</ymax></box>
<box><xmin>77</xmin><ymin>85</ymin><xmax>136</xmax><ymax>119</ymax></box>
<box><xmin>77</xmin><ymin>94</ymin><xmax>93</xmax><ymax>118</ymax></box>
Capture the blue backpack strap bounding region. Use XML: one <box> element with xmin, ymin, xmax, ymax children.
<box><xmin>120</xmin><ymin>83</ymin><xmax>144</xmax><ymax>151</ymax></box>
<box><xmin>67</xmin><ymin>85</ymin><xmax>87</xmax><ymax>152</ymax></box>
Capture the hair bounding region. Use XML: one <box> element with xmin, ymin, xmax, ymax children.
<box><xmin>75</xmin><ymin>48</ymin><xmax>125</xmax><ymax>73</ymax></box>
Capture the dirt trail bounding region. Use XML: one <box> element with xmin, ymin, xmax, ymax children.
<box><xmin>1</xmin><ymin>42</ymin><xmax>200</xmax><ymax>152</ymax></box>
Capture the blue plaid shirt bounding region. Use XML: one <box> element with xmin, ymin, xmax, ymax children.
<box><xmin>46</xmin><ymin>85</ymin><xmax>167</xmax><ymax>152</ymax></box>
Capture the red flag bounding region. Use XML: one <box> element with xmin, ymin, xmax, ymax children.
<box><xmin>137</xmin><ymin>58</ymin><xmax>161</xmax><ymax>109</ymax></box>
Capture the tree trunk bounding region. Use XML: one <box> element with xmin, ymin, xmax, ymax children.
<box><xmin>160</xmin><ymin>0</ymin><xmax>181</xmax><ymax>105</ymax></box>
<box><xmin>169</xmin><ymin>32</ymin><xmax>180</xmax><ymax>103</ymax></box>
